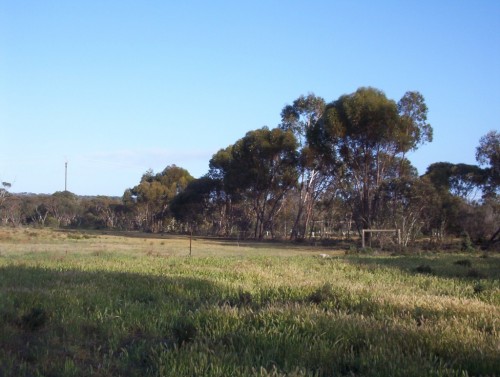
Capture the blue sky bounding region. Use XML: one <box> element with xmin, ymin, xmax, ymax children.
<box><xmin>1</xmin><ymin>1</ymin><xmax>499</xmax><ymax>196</ymax></box>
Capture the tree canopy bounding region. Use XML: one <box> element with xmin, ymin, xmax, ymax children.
<box><xmin>476</xmin><ymin>130</ymin><xmax>500</xmax><ymax>195</ymax></box>
<box><xmin>309</xmin><ymin>87</ymin><xmax>433</xmax><ymax>231</ymax></box>
<box><xmin>124</xmin><ymin>165</ymin><xmax>194</xmax><ymax>232</ymax></box>
<box><xmin>209</xmin><ymin>127</ymin><xmax>298</xmax><ymax>239</ymax></box>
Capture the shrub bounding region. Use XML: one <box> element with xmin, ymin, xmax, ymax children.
<box><xmin>460</xmin><ymin>232</ymin><xmax>475</xmax><ymax>252</ymax></box>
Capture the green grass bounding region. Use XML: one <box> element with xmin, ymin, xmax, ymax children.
<box><xmin>0</xmin><ymin>228</ymin><xmax>499</xmax><ymax>376</ymax></box>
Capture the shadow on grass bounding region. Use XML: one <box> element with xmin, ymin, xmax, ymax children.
<box><xmin>0</xmin><ymin>264</ymin><xmax>224</xmax><ymax>377</ymax></box>
<box><xmin>344</xmin><ymin>253</ymin><xmax>500</xmax><ymax>281</ymax></box>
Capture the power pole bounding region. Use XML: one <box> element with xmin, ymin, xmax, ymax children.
<box><xmin>65</xmin><ymin>161</ymin><xmax>68</xmax><ymax>192</ymax></box>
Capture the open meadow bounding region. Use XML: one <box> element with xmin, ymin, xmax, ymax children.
<box><xmin>0</xmin><ymin>227</ymin><xmax>499</xmax><ymax>377</ymax></box>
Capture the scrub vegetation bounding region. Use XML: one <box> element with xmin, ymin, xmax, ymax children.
<box><xmin>0</xmin><ymin>228</ymin><xmax>498</xmax><ymax>376</ymax></box>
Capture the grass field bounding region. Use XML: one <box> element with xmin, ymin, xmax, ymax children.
<box><xmin>0</xmin><ymin>227</ymin><xmax>499</xmax><ymax>376</ymax></box>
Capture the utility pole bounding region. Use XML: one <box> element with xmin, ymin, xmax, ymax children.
<box><xmin>65</xmin><ymin>161</ymin><xmax>68</xmax><ymax>192</ymax></box>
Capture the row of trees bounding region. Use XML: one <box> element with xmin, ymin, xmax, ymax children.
<box><xmin>1</xmin><ymin>87</ymin><xmax>498</xmax><ymax>249</ymax></box>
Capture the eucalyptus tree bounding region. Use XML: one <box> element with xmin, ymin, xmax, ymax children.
<box><xmin>310</xmin><ymin>87</ymin><xmax>433</xmax><ymax>234</ymax></box>
<box><xmin>376</xmin><ymin>176</ymin><xmax>440</xmax><ymax>247</ymax></box>
<box><xmin>209</xmin><ymin>127</ymin><xmax>298</xmax><ymax>239</ymax></box>
<box><xmin>0</xmin><ymin>182</ymin><xmax>11</xmax><ymax>224</ymax></box>
<box><xmin>397</xmin><ymin>91</ymin><xmax>433</xmax><ymax>172</ymax></box>
<box><xmin>476</xmin><ymin>130</ymin><xmax>500</xmax><ymax>246</ymax></box>
<box><xmin>279</xmin><ymin>94</ymin><xmax>331</xmax><ymax>240</ymax></box>
<box><xmin>476</xmin><ymin>130</ymin><xmax>500</xmax><ymax>196</ymax></box>
<box><xmin>170</xmin><ymin>176</ymin><xmax>222</xmax><ymax>234</ymax></box>
<box><xmin>82</xmin><ymin>196</ymin><xmax>123</xmax><ymax>229</ymax></box>
<box><xmin>424</xmin><ymin>162</ymin><xmax>486</xmax><ymax>202</ymax></box>
<box><xmin>0</xmin><ymin>182</ymin><xmax>10</xmax><ymax>205</ymax></box>
<box><xmin>208</xmin><ymin>146</ymin><xmax>242</xmax><ymax>236</ymax></box>
<box><xmin>126</xmin><ymin>165</ymin><xmax>193</xmax><ymax>233</ymax></box>
<box><xmin>47</xmin><ymin>191</ymin><xmax>81</xmax><ymax>227</ymax></box>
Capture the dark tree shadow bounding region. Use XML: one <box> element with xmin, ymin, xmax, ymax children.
<box><xmin>343</xmin><ymin>253</ymin><xmax>500</xmax><ymax>280</ymax></box>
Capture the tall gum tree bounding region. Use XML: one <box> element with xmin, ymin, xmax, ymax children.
<box><xmin>476</xmin><ymin>130</ymin><xmax>500</xmax><ymax>196</ymax></box>
<box><xmin>125</xmin><ymin>165</ymin><xmax>193</xmax><ymax>233</ymax></box>
<box><xmin>210</xmin><ymin>127</ymin><xmax>298</xmax><ymax>239</ymax></box>
<box><xmin>208</xmin><ymin>146</ymin><xmax>240</xmax><ymax>236</ymax></box>
<box><xmin>476</xmin><ymin>130</ymin><xmax>500</xmax><ymax>246</ymax></box>
<box><xmin>279</xmin><ymin>94</ymin><xmax>331</xmax><ymax>240</ymax></box>
<box><xmin>310</xmin><ymin>87</ymin><xmax>433</xmax><ymax>234</ymax></box>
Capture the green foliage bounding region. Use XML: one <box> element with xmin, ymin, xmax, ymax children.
<box><xmin>126</xmin><ymin>165</ymin><xmax>194</xmax><ymax>233</ymax></box>
<box><xmin>397</xmin><ymin>91</ymin><xmax>433</xmax><ymax>152</ymax></box>
<box><xmin>460</xmin><ymin>232</ymin><xmax>475</xmax><ymax>252</ymax></box>
<box><xmin>279</xmin><ymin>94</ymin><xmax>329</xmax><ymax>241</ymax></box>
<box><xmin>170</xmin><ymin>176</ymin><xmax>219</xmax><ymax>226</ymax></box>
<box><xmin>375</xmin><ymin>176</ymin><xmax>440</xmax><ymax>247</ymax></box>
<box><xmin>310</xmin><ymin>87</ymin><xmax>433</xmax><ymax>232</ymax></box>
<box><xmin>476</xmin><ymin>130</ymin><xmax>500</xmax><ymax>195</ymax></box>
<box><xmin>209</xmin><ymin>127</ymin><xmax>299</xmax><ymax>239</ymax></box>
<box><xmin>280</xmin><ymin>93</ymin><xmax>326</xmax><ymax>147</ymax></box>
<box><xmin>424</xmin><ymin>162</ymin><xmax>487</xmax><ymax>200</ymax></box>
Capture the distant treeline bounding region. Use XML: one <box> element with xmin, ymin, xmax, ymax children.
<box><xmin>1</xmin><ymin>88</ymin><xmax>498</xmax><ymax>249</ymax></box>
